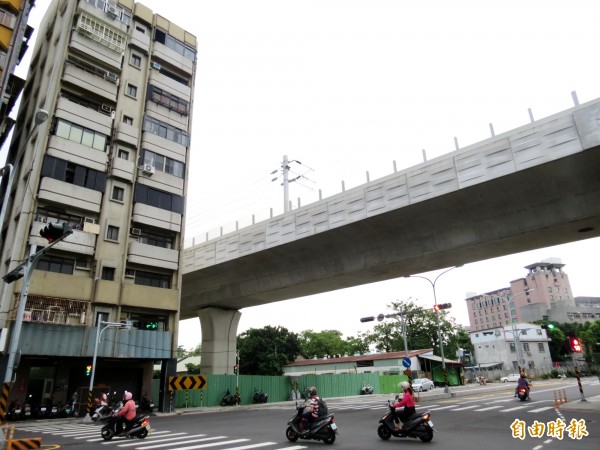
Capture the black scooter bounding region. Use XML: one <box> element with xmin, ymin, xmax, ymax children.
<box><xmin>220</xmin><ymin>388</ymin><xmax>240</xmax><ymax>406</ymax></box>
<box><xmin>253</xmin><ymin>388</ymin><xmax>268</xmax><ymax>404</ymax></box>
<box><xmin>361</xmin><ymin>383</ymin><xmax>374</xmax><ymax>395</ymax></box>
<box><xmin>377</xmin><ymin>401</ymin><xmax>435</xmax><ymax>442</ymax></box>
<box><xmin>100</xmin><ymin>403</ymin><xmax>151</xmax><ymax>441</ymax></box>
<box><xmin>286</xmin><ymin>402</ymin><xmax>338</xmax><ymax>445</ymax></box>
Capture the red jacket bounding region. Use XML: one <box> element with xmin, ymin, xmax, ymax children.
<box><xmin>392</xmin><ymin>391</ymin><xmax>415</xmax><ymax>409</ymax></box>
<box><xmin>118</xmin><ymin>399</ymin><xmax>137</xmax><ymax>421</ymax></box>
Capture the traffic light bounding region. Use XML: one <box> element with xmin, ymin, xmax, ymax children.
<box><xmin>570</xmin><ymin>337</ymin><xmax>582</xmax><ymax>353</ymax></box>
<box><xmin>433</xmin><ymin>303</ymin><xmax>452</xmax><ymax>311</ymax></box>
<box><xmin>40</xmin><ymin>222</ymin><xmax>72</xmax><ymax>242</ymax></box>
<box><xmin>85</xmin><ymin>364</ymin><xmax>92</xmax><ymax>376</ymax></box>
<box><xmin>360</xmin><ymin>316</ymin><xmax>375</xmax><ymax>323</ymax></box>
<box><xmin>233</xmin><ymin>365</ymin><xmax>238</xmax><ymax>374</ymax></box>
<box><xmin>541</xmin><ymin>323</ymin><xmax>555</xmax><ymax>330</ymax></box>
<box><xmin>145</xmin><ymin>321</ymin><xmax>158</xmax><ymax>330</ymax></box>
<box><xmin>2</xmin><ymin>266</ymin><xmax>25</xmax><ymax>284</ymax></box>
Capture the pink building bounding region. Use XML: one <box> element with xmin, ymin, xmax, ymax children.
<box><xmin>465</xmin><ymin>258</ymin><xmax>572</xmax><ymax>331</ymax></box>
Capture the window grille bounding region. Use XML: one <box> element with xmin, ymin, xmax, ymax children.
<box><xmin>77</xmin><ymin>13</ymin><xmax>126</xmax><ymax>53</ymax></box>
<box><xmin>10</xmin><ymin>294</ymin><xmax>91</xmax><ymax>326</ymax></box>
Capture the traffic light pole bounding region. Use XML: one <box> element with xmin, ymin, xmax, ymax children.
<box><xmin>3</xmin><ymin>231</ymin><xmax>72</xmax><ymax>384</ymax></box>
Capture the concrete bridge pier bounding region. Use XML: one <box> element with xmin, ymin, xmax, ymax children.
<box><xmin>198</xmin><ymin>307</ymin><xmax>241</xmax><ymax>374</ymax></box>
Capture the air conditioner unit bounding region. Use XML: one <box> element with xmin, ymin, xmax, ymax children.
<box><xmin>151</xmin><ymin>62</ymin><xmax>161</xmax><ymax>70</ymax></box>
<box><xmin>107</xmin><ymin>5</ymin><xmax>118</xmax><ymax>16</ymax></box>
<box><xmin>130</xmin><ymin>227</ymin><xmax>141</xmax><ymax>236</ymax></box>
<box><xmin>105</xmin><ymin>71</ymin><xmax>118</xmax><ymax>82</ymax></box>
<box><xmin>101</xmin><ymin>104</ymin><xmax>112</xmax><ymax>113</ymax></box>
<box><xmin>142</xmin><ymin>164</ymin><xmax>155</xmax><ymax>175</ymax></box>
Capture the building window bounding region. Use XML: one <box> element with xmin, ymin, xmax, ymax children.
<box><xmin>130</xmin><ymin>53</ymin><xmax>141</xmax><ymax>68</ymax></box>
<box><xmin>126</xmin><ymin>84</ymin><xmax>138</xmax><ymax>98</ymax></box>
<box><xmin>36</xmin><ymin>255</ymin><xmax>74</xmax><ymax>274</ymax></box>
<box><xmin>118</xmin><ymin>149</ymin><xmax>129</xmax><ymax>160</ymax></box>
<box><xmin>147</xmin><ymin>85</ymin><xmax>189</xmax><ymax>115</ymax></box>
<box><xmin>101</xmin><ymin>267</ymin><xmax>115</xmax><ymax>281</ymax></box>
<box><xmin>133</xmin><ymin>184</ymin><xmax>184</xmax><ymax>214</ymax></box>
<box><xmin>509</xmin><ymin>343</ymin><xmax>516</xmax><ymax>353</ymax></box>
<box><xmin>143</xmin><ymin>115</ymin><xmax>190</xmax><ymax>146</ymax></box>
<box><xmin>154</xmin><ymin>28</ymin><xmax>196</xmax><ymax>61</ymax></box>
<box><xmin>112</xmin><ymin>186</ymin><xmax>124</xmax><ymax>201</ymax></box>
<box><xmin>134</xmin><ymin>270</ymin><xmax>171</xmax><ymax>289</ymax></box>
<box><xmin>523</xmin><ymin>343</ymin><xmax>530</xmax><ymax>352</ymax></box>
<box><xmin>537</xmin><ymin>343</ymin><xmax>545</xmax><ymax>352</ymax></box>
<box><xmin>41</xmin><ymin>155</ymin><xmax>106</xmax><ymax>193</ymax></box>
<box><xmin>143</xmin><ymin>149</ymin><xmax>184</xmax><ymax>178</ymax></box>
<box><xmin>107</xmin><ymin>225</ymin><xmax>119</xmax><ymax>241</ymax></box>
<box><xmin>55</xmin><ymin>118</ymin><xmax>107</xmax><ymax>151</ymax></box>
<box><xmin>135</xmin><ymin>25</ymin><xmax>145</xmax><ymax>34</ymax></box>
<box><xmin>77</xmin><ymin>13</ymin><xmax>126</xmax><ymax>52</ymax></box>
<box><xmin>123</xmin><ymin>115</ymin><xmax>133</xmax><ymax>125</ymax></box>
<box><xmin>136</xmin><ymin>228</ymin><xmax>175</xmax><ymax>249</ymax></box>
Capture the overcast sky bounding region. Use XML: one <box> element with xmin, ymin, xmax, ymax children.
<box><xmin>12</xmin><ymin>0</ymin><xmax>600</xmax><ymax>350</ymax></box>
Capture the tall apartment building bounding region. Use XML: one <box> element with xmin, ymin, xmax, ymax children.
<box><xmin>0</xmin><ymin>0</ymin><xmax>35</xmax><ymax>149</ymax></box>
<box><xmin>0</xmin><ymin>0</ymin><xmax>195</xmax><ymax>409</ymax></box>
<box><xmin>465</xmin><ymin>258</ymin><xmax>573</xmax><ymax>332</ymax></box>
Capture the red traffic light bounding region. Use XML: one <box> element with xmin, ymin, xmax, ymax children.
<box><xmin>433</xmin><ymin>303</ymin><xmax>452</xmax><ymax>311</ymax></box>
<box><xmin>570</xmin><ymin>337</ymin><xmax>582</xmax><ymax>353</ymax></box>
<box><xmin>40</xmin><ymin>222</ymin><xmax>72</xmax><ymax>242</ymax></box>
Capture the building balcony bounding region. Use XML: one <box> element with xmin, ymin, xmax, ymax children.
<box><xmin>152</xmin><ymin>41</ymin><xmax>194</xmax><ymax>76</ymax></box>
<box><xmin>131</xmin><ymin>202</ymin><xmax>182</xmax><ymax>233</ymax></box>
<box><xmin>127</xmin><ymin>241</ymin><xmax>179</xmax><ymax>271</ymax></box>
<box><xmin>29</xmin><ymin>219</ymin><xmax>97</xmax><ymax>256</ymax></box>
<box><xmin>38</xmin><ymin>177</ymin><xmax>103</xmax><ymax>214</ymax></box>
<box><xmin>62</xmin><ymin>63</ymin><xmax>118</xmax><ymax>102</ymax></box>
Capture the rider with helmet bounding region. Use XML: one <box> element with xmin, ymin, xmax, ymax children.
<box><xmin>300</xmin><ymin>387</ymin><xmax>320</xmax><ymax>432</ymax></box>
<box><xmin>516</xmin><ymin>372</ymin><xmax>531</xmax><ymax>399</ymax></box>
<box><xmin>116</xmin><ymin>390</ymin><xmax>137</xmax><ymax>435</ymax></box>
<box><xmin>391</xmin><ymin>381</ymin><xmax>416</xmax><ymax>430</ymax></box>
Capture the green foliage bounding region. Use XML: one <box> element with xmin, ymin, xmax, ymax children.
<box><xmin>185</xmin><ymin>362</ymin><xmax>201</xmax><ymax>374</ymax></box>
<box><xmin>364</xmin><ymin>299</ymin><xmax>461</xmax><ymax>358</ymax></box>
<box><xmin>237</xmin><ymin>325</ymin><xmax>302</xmax><ymax>375</ymax></box>
<box><xmin>188</xmin><ymin>344</ymin><xmax>202</xmax><ymax>356</ymax></box>
<box><xmin>176</xmin><ymin>345</ymin><xmax>187</xmax><ymax>358</ymax></box>
<box><xmin>299</xmin><ymin>329</ymin><xmax>368</xmax><ymax>358</ymax></box>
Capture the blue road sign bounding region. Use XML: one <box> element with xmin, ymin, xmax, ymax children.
<box><xmin>402</xmin><ymin>357</ymin><xmax>411</xmax><ymax>368</ymax></box>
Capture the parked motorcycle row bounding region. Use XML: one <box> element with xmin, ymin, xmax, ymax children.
<box><xmin>6</xmin><ymin>395</ymin><xmax>77</xmax><ymax>421</ymax></box>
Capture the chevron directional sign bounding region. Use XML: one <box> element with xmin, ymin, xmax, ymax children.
<box><xmin>168</xmin><ymin>375</ymin><xmax>207</xmax><ymax>391</ymax></box>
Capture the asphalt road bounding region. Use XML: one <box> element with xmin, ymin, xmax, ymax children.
<box><xmin>8</xmin><ymin>378</ymin><xmax>600</xmax><ymax>450</ymax></box>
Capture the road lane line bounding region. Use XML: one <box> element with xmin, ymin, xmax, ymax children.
<box><xmin>474</xmin><ymin>406</ymin><xmax>504</xmax><ymax>411</ymax></box>
<box><xmin>158</xmin><ymin>439</ymin><xmax>250</xmax><ymax>450</ymax></box>
<box><xmin>528</xmin><ymin>407</ymin><xmax>554</xmax><ymax>413</ymax></box>
<box><xmin>107</xmin><ymin>432</ymin><xmax>190</xmax><ymax>446</ymax></box>
<box><xmin>123</xmin><ymin>436</ymin><xmax>231</xmax><ymax>449</ymax></box>
<box><xmin>447</xmin><ymin>405</ymin><xmax>481</xmax><ymax>411</ymax></box>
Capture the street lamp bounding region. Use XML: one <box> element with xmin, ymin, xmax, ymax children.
<box><xmin>82</xmin><ymin>320</ymin><xmax>131</xmax><ymax>423</ymax></box>
<box><xmin>408</xmin><ymin>266</ymin><xmax>461</xmax><ymax>394</ymax></box>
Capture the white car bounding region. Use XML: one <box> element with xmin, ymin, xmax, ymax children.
<box><xmin>412</xmin><ymin>378</ymin><xmax>434</xmax><ymax>392</ymax></box>
<box><xmin>501</xmin><ymin>373</ymin><xmax>521</xmax><ymax>382</ymax></box>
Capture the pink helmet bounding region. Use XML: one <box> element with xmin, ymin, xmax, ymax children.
<box><xmin>124</xmin><ymin>391</ymin><xmax>132</xmax><ymax>401</ymax></box>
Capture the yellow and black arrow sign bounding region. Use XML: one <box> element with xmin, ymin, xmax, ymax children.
<box><xmin>168</xmin><ymin>375</ymin><xmax>207</xmax><ymax>391</ymax></box>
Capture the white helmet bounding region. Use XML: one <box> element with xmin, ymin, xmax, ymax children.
<box><xmin>399</xmin><ymin>381</ymin><xmax>410</xmax><ymax>391</ymax></box>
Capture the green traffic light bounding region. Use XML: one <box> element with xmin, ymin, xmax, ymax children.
<box><xmin>547</xmin><ymin>323</ymin><xmax>555</xmax><ymax>329</ymax></box>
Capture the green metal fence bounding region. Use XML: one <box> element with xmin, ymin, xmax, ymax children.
<box><xmin>153</xmin><ymin>372</ymin><xmax>412</xmax><ymax>409</ymax></box>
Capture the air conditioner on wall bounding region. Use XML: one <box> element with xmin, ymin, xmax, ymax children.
<box><xmin>130</xmin><ymin>227</ymin><xmax>141</xmax><ymax>236</ymax></box>
<box><xmin>107</xmin><ymin>5</ymin><xmax>118</xmax><ymax>17</ymax></box>
<box><xmin>101</xmin><ymin>104</ymin><xmax>112</xmax><ymax>113</ymax></box>
<box><xmin>142</xmin><ymin>164</ymin><xmax>155</xmax><ymax>175</ymax></box>
<box><xmin>151</xmin><ymin>62</ymin><xmax>161</xmax><ymax>70</ymax></box>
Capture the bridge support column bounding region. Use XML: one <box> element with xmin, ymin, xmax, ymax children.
<box><xmin>198</xmin><ymin>307</ymin><xmax>241</xmax><ymax>374</ymax></box>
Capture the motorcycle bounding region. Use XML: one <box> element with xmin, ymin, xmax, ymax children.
<box><xmin>139</xmin><ymin>394</ymin><xmax>155</xmax><ymax>413</ymax></box>
<box><xmin>100</xmin><ymin>404</ymin><xmax>151</xmax><ymax>441</ymax></box>
<box><xmin>361</xmin><ymin>383</ymin><xmax>374</xmax><ymax>395</ymax></box>
<box><xmin>516</xmin><ymin>386</ymin><xmax>530</xmax><ymax>401</ymax></box>
<box><xmin>253</xmin><ymin>388</ymin><xmax>268</xmax><ymax>404</ymax></box>
<box><xmin>377</xmin><ymin>401</ymin><xmax>435</xmax><ymax>442</ymax></box>
<box><xmin>92</xmin><ymin>393</ymin><xmax>114</xmax><ymax>422</ymax></box>
<box><xmin>220</xmin><ymin>388</ymin><xmax>239</xmax><ymax>406</ymax></box>
<box><xmin>21</xmin><ymin>395</ymin><xmax>33</xmax><ymax>420</ymax></box>
<box><xmin>285</xmin><ymin>402</ymin><xmax>338</xmax><ymax>445</ymax></box>
<box><xmin>6</xmin><ymin>402</ymin><xmax>22</xmax><ymax>421</ymax></box>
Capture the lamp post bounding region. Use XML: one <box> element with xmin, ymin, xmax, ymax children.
<box><xmin>82</xmin><ymin>321</ymin><xmax>131</xmax><ymax>423</ymax></box>
<box><xmin>409</xmin><ymin>266</ymin><xmax>461</xmax><ymax>394</ymax></box>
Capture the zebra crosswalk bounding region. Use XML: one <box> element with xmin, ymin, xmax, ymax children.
<box><xmin>320</xmin><ymin>396</ymin><xmax>557</xmax><ymax>414</ymax></box>
<box><xmin>13</xmin><ymin>423</ymin><xmax>309</xmax><ymax>450</ymax></box>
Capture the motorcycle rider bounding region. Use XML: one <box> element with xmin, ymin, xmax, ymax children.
<box><xmin>392</xmin><ymin>381</ymin><xmax>416</xmax><ymax>431</ymax></box>
<box><xmin>515</xmin><ymin>372</ymin><xmax>531</xmax><ymax>399</ymax></box>
<box><xmin>300</xmin><ymin>387</ymin><xmax>320</xmax><ymax>432</ymax></box>
<box><xmin>115</xmin><ymin>391</ymin><xmax>137</xmax><ymax>435</ymax></box>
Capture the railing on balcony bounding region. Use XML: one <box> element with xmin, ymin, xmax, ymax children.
<box><xmin>10</xmin><ymin>294</ymin><xmax>90</xmax><ymax>326</ymax></box>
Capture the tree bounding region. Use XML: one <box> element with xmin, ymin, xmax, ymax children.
<box><xmin>237</xmin><ymin>325</ymin><xmax>302</xmax><ymax>375</ymax></box>
<box><xmin>176</xmin><ymin>345</ymin><xmax>187</xmax><ymax>359</ymax></box>
<box><xmin>364</xmin><ymin>299</ymin><xmax>461</xmax><ymax>358</ymax></box>
<box><xmin>345</xmin><ymin>332</ymin><xmax>370</xmax><ymax>356</ymax></box>
<box><xmin>185</xmin><ymin>362</ymin><xmax>201</xmax><ymax>374</ymax></box>
<box><xmin>188</xmin><ymin>343</ymin><xmax>202</xmax><ymax>356</ymax></box>
<box><xmin>299</xmin><ymin>330</ymin><xmax>349</xmax><ymax>358</ymax></box>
